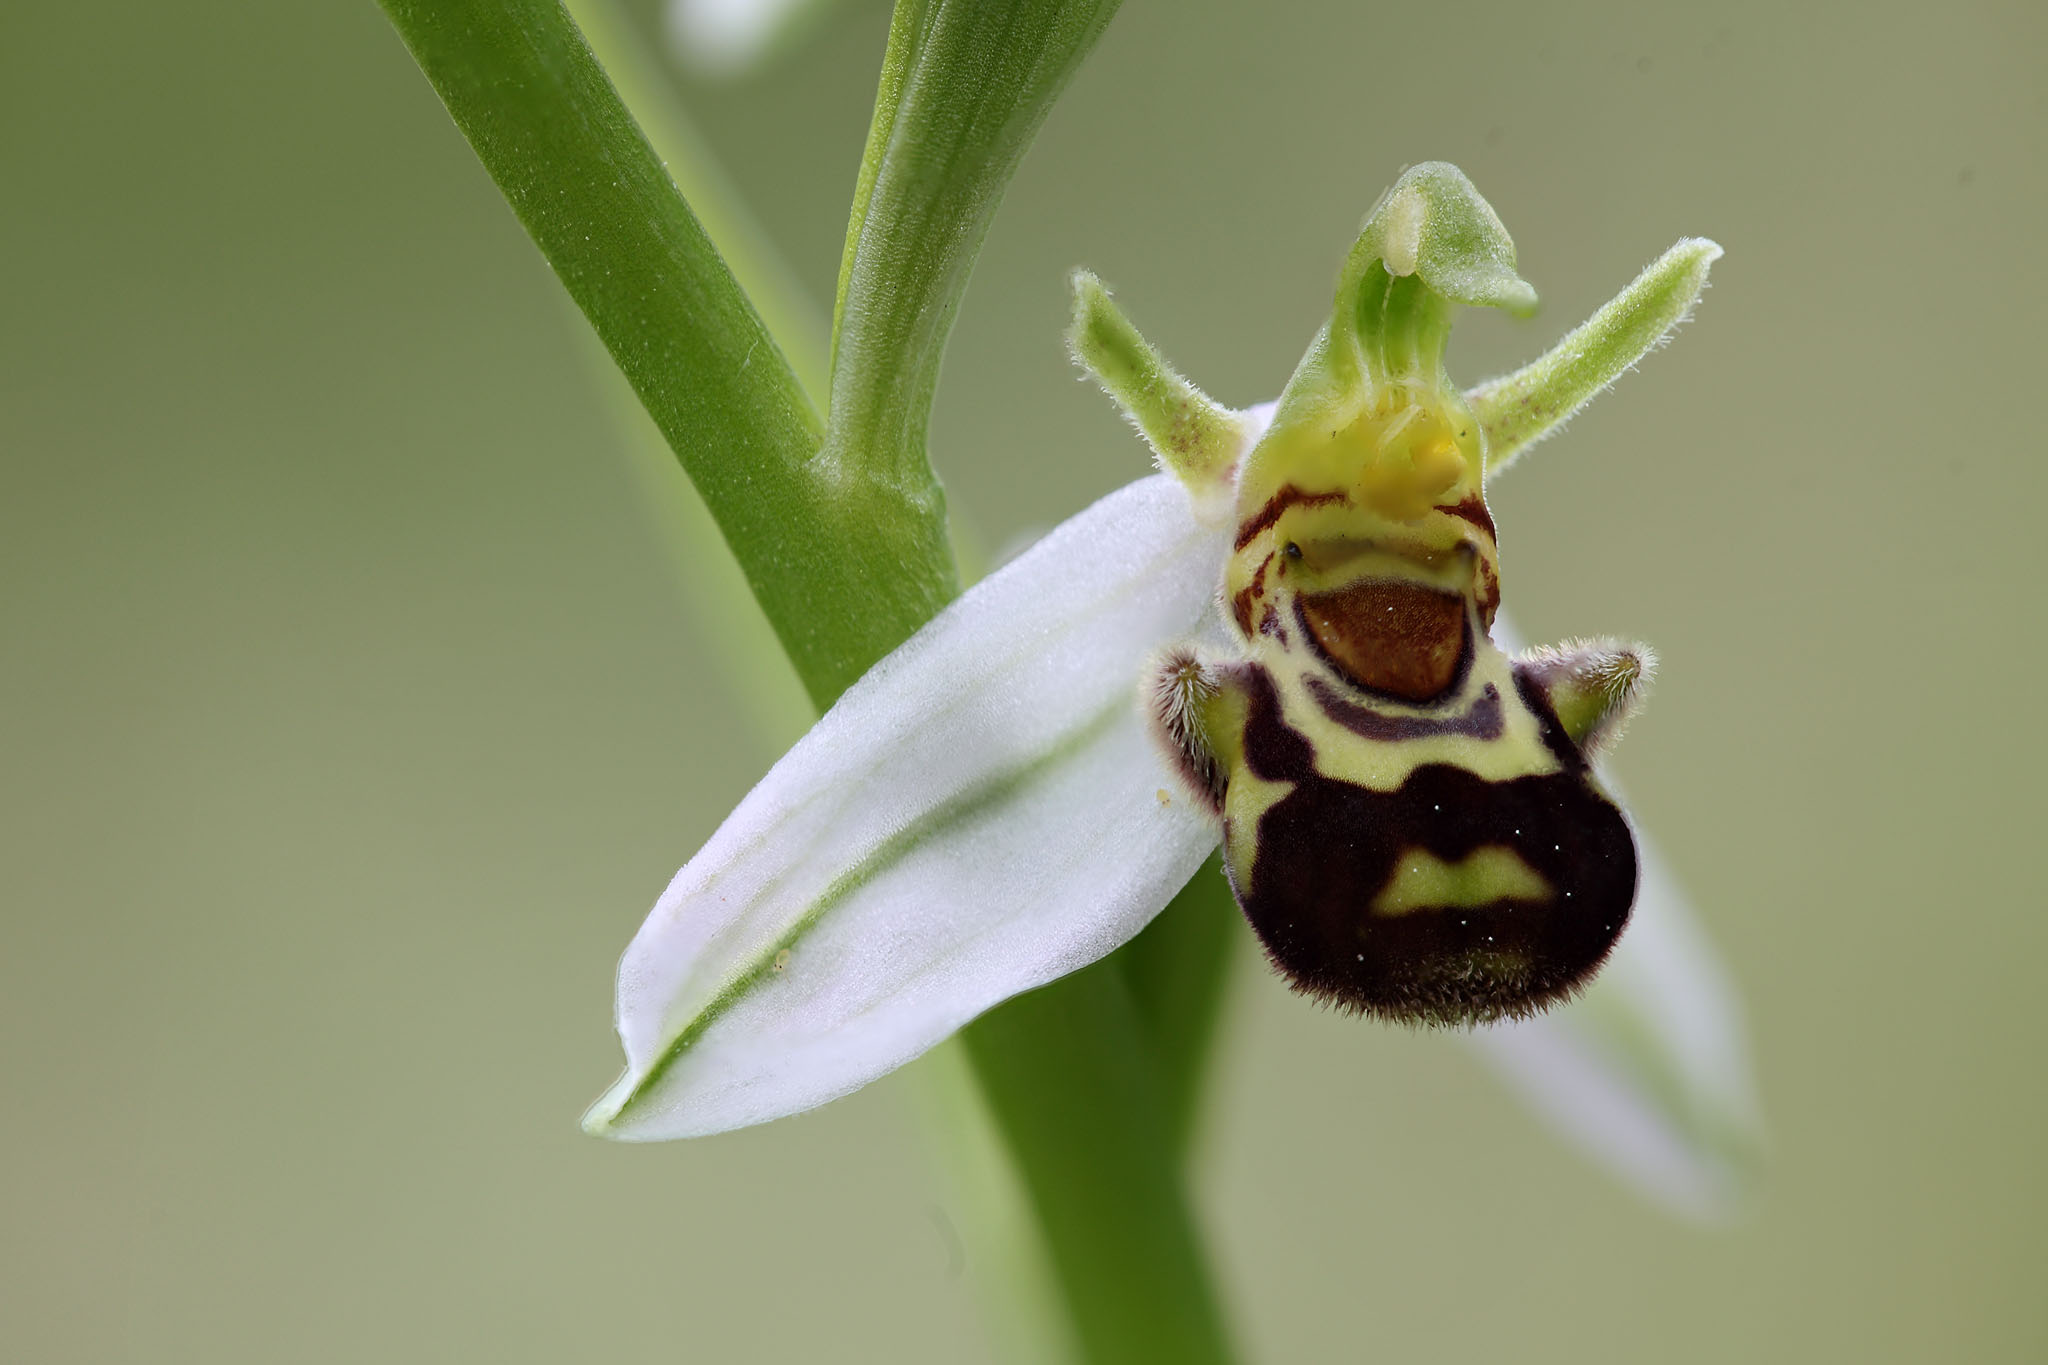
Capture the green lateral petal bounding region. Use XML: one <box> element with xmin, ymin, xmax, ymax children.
<box><xmin>1068</xmin><ymin>271</ymin><xmax>1251</xmax><ymax>520</ymax></box>
<box><xmin>1468</xmin><ymin>237</ymin><xmax>1721</xmax><ymax>475</ymax></box>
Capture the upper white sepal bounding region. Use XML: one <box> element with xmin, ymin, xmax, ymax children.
<box><xmin>586</xmin><ymin>475</ymin><xmax>1232</xmax><ymax>1140</ymax></box>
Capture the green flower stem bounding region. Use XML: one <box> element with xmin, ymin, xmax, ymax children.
<box><xmin>962</xmin><ymin>959</ymin><xmax>1238</xmax><ymax>1365</ymax></box>
<box><xmin>565</xmin><ymin>0</ymin><xmax>828</xmax><ymax>403</ymax></box>
<box><xmin>380</xmin><ymin>0</ymin><xmax>941</xmax><ymax>706</ymax></box>
<box><xmin>822</xmin><ymin>0</ymin><xmax>1120</xmax><ymax>493</ymax></box>
<box><xmin>1118</xmin><ymin>857</ymin><xmax>1242</xmax><ymax>1160</ymax></box>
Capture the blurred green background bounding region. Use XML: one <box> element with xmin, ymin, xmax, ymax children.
<box><xmin>4</xmin><ymin>1</ymin><xmax>2043</xmax><ymax>1360</ymax></box>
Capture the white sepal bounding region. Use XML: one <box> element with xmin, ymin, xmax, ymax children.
<box><xmin>586</xmin><ymin>476</ymin><xmax>1232</xmax><ymax>1140</ymax></box>
<box><xmin>1470</xmin><ymin>615</ymin><xmax>1761</xmax><ymax>1215</ymax></box>
<box><xmin>1471</xmin><ymin>836</ymin><xmax>1763</xmax><ymax>1217</ymax></box>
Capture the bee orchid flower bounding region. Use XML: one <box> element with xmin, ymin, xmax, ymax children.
<box><xmin>585</xmin><ymin>165</ymin><xmax>1760</xmax><ymax>1214</ymax></box>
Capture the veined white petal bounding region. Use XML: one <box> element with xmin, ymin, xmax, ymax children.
<box><xmin>1471</xmin><ymin>616</ymin><xmax>1763</xmax><ymax>1216</ymax></box>
<box><xmin>587</xmin><ymin>476</ymin><xmax>1234</xmax><ymax>1140</ymax></box>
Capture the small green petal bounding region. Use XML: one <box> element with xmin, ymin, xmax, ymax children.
<box><xmin>1068</xmin><ymin>270</ymin><xmax>1251</xmax><ymax>516</ymax></box>
<box><xmin>1516</xmin><ymin>636</ymin><xmax>1657</xmax><ymax>759</ymax></box>
<box><xmin>1468</xmin><ymin>237</ymin><xmax>1722</xmax><ymax>475</ymax></box>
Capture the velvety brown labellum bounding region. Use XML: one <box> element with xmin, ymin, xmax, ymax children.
<box><xmin>1295</xmin><ymin>580</ymin><xmax>1468</xmax><ymax>702</ymax></box>
<box><xmin>1229</xmin><ymin>667</ymin><xmax>1636</xmax><ymax>1025</ymax></box>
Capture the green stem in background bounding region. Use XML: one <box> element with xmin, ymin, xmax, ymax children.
<box><xmin>579</xmin><ymin>340</ymin><xmax>816</xmax><ymax>754</ymax></box>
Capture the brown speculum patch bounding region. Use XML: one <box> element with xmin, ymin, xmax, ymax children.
<box><xmin>1297</xmin><ymin>579</ymin><xmax>1467</xmax><ymax>702</ymax></box>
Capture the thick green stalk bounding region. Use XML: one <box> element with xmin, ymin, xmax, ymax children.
<box><xmin>565</xmin><ymin>0</ymin><xmax>828</xmax><ymax>403</ymax></box>
<box><xmin>379</xmin><ymin>0</ymin><xmax>943</xmax><ymax>705</ymax></box>
<box><xmin>962</xmin><ymin>960</ymin><xmax>1237</xmax><ymax>1365</ymax></box>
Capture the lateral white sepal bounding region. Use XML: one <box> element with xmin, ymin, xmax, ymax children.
<box><xmin>1471</xmin><ymin>834</ymin><xmax>1763</xmax><ymax>1217</ymax></box>
<box><xmin>587</xmin><ymin>475</ymin><xmax>1232</xmax><ymax>1140</ymax></box>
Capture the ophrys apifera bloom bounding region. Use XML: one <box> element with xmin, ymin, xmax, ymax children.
<box><xmin>586</xmin><ymin>163</ymin><xmax>1758</xmax><ymax>1214</ymax></box>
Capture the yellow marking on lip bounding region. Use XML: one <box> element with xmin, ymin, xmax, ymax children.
<box><xmin>1348</xmin><ymin>400</ymin><xmax>1474</xmax><ymax>522</ymax></box>
<box><xmin>1370</xmin><ymin>844</ymin><xmax>1553</xmax><ymax>916</ymax></box>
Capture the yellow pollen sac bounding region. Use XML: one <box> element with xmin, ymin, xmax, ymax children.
<box><xmin>1370</xmin><ymin>845</ymin><xmax>1554</xmax><ymax>917</ymax></box>
<box><xmin>1347</xmin><ymin>401</ymin><xmax>1474</xmax><ymax>522</ymax></box>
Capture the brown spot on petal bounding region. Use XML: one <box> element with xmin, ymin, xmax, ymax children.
<box><xmin>1442</xmin><ymin>495</ymin><xmax>1496</xmax><ymax>541</ymax></box>
<box><xmin>1230</xmin><ymin>553</ymin><xmax>1273</xmax><ymax>638</ymax></box>
<box><xmin>1296</xmin><ymin>581</ymin><xmax>1468</xmax><ymax>703</ymax></box>
<box><xmin>1235</xmin><ymin>485</ymin><xmax>1349</xmax><ymax>551</ymax></box>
